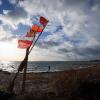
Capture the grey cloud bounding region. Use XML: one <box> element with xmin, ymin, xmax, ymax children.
<box><xmin>59</xmin><ymin>48</ymin><xmax>72</xmax><ymax>53</ymax></box>
<box><xmin>63</xmin><ymin>0</ymin><xmax>85</xmax><ymax>6</ymax></box>
<box><xmin>37</xmin><ymin>41</ymin><xmax>60</xmax><ymax>49</ymax></box>
<box><xmin>0</xmin><ymin>6</ymin><xmax>28</xmax><ymax>30</ymax></box>
<box><xmin>0</xmin><ymin>35</ymin><xmax>16</xmax><ymax>42</ymax></box>
<box><xmin>51</xmin><ymin>38</ymin><xmax>100</xmax><ymax>60</ymax></box>
<box><xmin>73</xmin><ymin>44</ymin><xmax>100</xmax><ymax>60</ymax></box>
<box><xmin>0</xmin><ymin>20</ymin><xmax>3</xmax><ymax>24</ymax></box>
<box><xmin>76</xmin><ymin>46</ymin><xmax>100</xmax><ymax>56</ymax></box>
<box><xmin>6</xmin><ymin>7</ymin><xmax>27</xmax><ymax>20</ymax></box>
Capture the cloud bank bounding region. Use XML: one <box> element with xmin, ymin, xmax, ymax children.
<box><xmin>0</xmin><ymin>0</ymin><xmax>100</xmax><ymax>61</ymax></box>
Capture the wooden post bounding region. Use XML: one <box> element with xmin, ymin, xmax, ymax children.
<box><xmin>21</xmin><ymin>47</ymin><xmax>29</xmax><ymax>94</ymax></box>
<box><xmin>8</xmin><ymin>70</ymin><xmax>19</xmax><ymax>93</ymax></box>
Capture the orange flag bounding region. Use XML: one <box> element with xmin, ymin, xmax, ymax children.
<box><xmin>26</xmin><ymin>25</ymin><xmax>43</xmax><ymax>37</ymax></box>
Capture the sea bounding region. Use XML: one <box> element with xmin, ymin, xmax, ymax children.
<box><xmin>0</xmin><ymin>61</ymin><xmax>100</xmax><ymax>73</ymax></box>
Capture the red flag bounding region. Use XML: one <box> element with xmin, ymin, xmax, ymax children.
<box><xmin>18</xmin><ymin>40</ymin><xmax>32</xmax><ymax>49</ymax></box>
<box><xmin>26</xmin><ymin>25</ymin><xmax>43</xmax><ymax>37</ymax></box>
<box><xmin>40</xmin><ymin>16</ymin><xmax>48</xmax><ymax>27</ymax></box>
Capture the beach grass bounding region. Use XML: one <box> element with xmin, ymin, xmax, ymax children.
<box><xmin>0</xmin><ymin>64</ymin><xmax>100</xmax><ymax>100</ymax></box>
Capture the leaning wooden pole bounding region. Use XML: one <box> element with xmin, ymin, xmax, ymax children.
<box><xmin>8</xmin><ymin>70</ymin><xmax>19</xmax><ymax>93</ymax></box>
<box><xmin>21</xmin><ymin>26</ymin><xmax>47</xmax><ymax>94</ymax></box>
<box><xmin>21</xmin><ymin>47</ymin><xmax>29</xmax><ymax>94</ymax></box>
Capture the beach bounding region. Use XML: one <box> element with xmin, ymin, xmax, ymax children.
<box><xmin>0</xmin><ymin>64</ymin><xmax>100</xmax><ymax>100</ymax></box>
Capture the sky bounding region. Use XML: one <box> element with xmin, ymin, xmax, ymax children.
<box><xmin>0</xmin><ymin>0</ymin><xmax>100</xmax><ymax>61</ymax></box>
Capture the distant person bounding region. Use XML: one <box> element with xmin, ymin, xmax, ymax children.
<box><xmin>48</xmin><ymin>65</ymin><xmax>50</xmax><ymax>72</ymax></box>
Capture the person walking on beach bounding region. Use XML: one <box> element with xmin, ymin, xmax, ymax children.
<box><xmin>48</xmin><ymin>65</ymin><xmax>50</xmax><ymax>72</ymax></box>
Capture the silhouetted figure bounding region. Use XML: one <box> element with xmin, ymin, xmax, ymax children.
<box><xmin>48</xmin><ymin>65</ymin><xmax>50</xmax><ymax>72</ymax></box>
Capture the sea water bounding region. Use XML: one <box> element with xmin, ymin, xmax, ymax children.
<box><xmin>0</xmin><ymin>61</ymin><xmax>100</xmax><ymax>73</ymax></box>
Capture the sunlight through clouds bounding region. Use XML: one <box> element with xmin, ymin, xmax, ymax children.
<box><xmin>0</xmin><ymin>0</ymin><xmax>100</xmax><ymax>61</ymax></box>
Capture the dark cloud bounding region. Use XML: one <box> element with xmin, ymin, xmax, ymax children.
<box><xmin>51</xmin><ymin>41</ymin><xmax>100</xmax><ymax>60</ymax></box>
<box><xmin>63</xmin><ymin>0</ymin><xmax>99</xmax><ymax>8</ymax></box>
<box><xmin>59</xmin><ymin>48</ymin><xmax>72</xmax><ymax>53</ymax></box>
<box><xmin>6</xmin><ymin>7</ymin><xmax>27</xmax><ymax>20</ymax></box>
<box><xmin>64</xmin><ymin>0</ymin><xmax>85</xmax><ymax>5</ymax></box>
<box><xmin>0</xmin><ymin>20</ymin><xmax>3</xmax><ymax>24</ymax></box>
<box><xmin>37</xmin><ymin>41</ymin><xmax>60</xmax><ymax>49</ymax></box>
<box><xmin>76</xmin><ymin>47</ymin><xmax>100</xmax><ymax>56</ymax></box>
<box><xmin>72</xmin><ymin>45</ymin><xmax>100</xmax><ymax>60</ymax></box>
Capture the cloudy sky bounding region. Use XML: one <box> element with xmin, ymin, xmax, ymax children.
<box><xmin>0</xmin><ymin>0</ymin><xmax>100</xmax><ymax>61</ymax></box>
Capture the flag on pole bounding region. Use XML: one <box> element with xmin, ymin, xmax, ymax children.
<box><xmin>18</xmin><ymin>40</ymin><xmax>32</xmax><ymax>49</ymax></box>
<box><xmin>31</xmin><ymin>25</ymin><xmax>43</xmax><ymax>32</ymax></box>
<box><xmin>40</xmin><ymin>16</ymin><xmax>49</xmax><ymax>27</ymax></box>
<box><xmin>26</xmin><ymin>25</ymin><xmax>43</xmax><ymax>37</ymax></box>
<box><xmin>18</xmin><ymin>16</ymin><xmax>48</xmax><ymax>49</ymax></box>
<box><xmin>18</xmin><ymin>34</ymin><xmax>33</xmax><ymax>49</ymax></box>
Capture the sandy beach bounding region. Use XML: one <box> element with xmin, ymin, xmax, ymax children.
<box><xmin>0</xmin><ymin>64</ymin><xmax>100</xmax><ymax>100</ymax></box>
